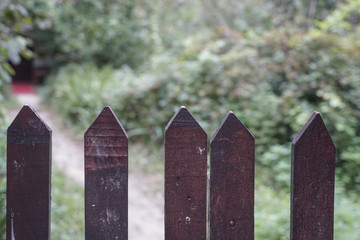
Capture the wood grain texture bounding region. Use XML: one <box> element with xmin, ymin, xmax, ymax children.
<box><xmin>85</xmin><ymin>107</ymin><xmax>128</xmax><ymax>240</ymax></box>
<box><xmin>291</xmin><ymin>112</ymin><xmax>335</xmax><ymax>240</ymax></box>
<box><xmin>210</xmin><ymin>112</ymin><xmax>254</xmax><ymax>240</ymax></box>
<box><xmin>7</xmin><ymin>105</ymin><xmax>52</xmax><ymax>240</ymax></box>
<box><xmin>165</xmin><ymin>107</ymin><xmax>207</xmax><ymax>240</ymax></box>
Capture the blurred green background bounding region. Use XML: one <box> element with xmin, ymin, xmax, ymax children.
<box><xmin>1</xmin><ymin>0</ymin><xmax>360</xmax><ymax>239</ymax></box>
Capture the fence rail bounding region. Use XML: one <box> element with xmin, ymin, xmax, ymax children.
<box><xmin>6</xmin><ymin>105</ymin><xmax>335</xmax><ymax>240</ymax></box>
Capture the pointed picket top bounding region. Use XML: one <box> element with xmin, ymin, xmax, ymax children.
<box><xmin>292</xmin><ymin>111</ymin><xmax>334</xmax><ymax>148</ymax></box>
<box><xmin>8</xmin><ymin>105</ymin><xmax>51</xmax><ymax>139</ymax></box>
<box><xmin>7</xmin><ymin>105</ymin><xmax>51</xmax><ymax>239</ymax></box>
<box><xmin>85</xmin><ymin>106</ymin><xmax>128</xmax><ymax>239</ymax></box>
<box><xmin>211</xmin><ymin>111</ymin><xmax>254</xmax><ymax>145</ymax></box>
<box><xmin>165</xmin><ymin>106</ymin><xmax>207</xmax><ymax>239</ymax></box>
<box><xmin>291</xmin><ymin>111</ymin><xmax>335</xmax><ymax>240</ymax></box>
<box><xmin>210</xmin><ymin>111</ymin><xmax>255</xmax><ymax>239</ymax></box>
<box><xmin>165</xmin><ymin>106</ymin><xmax>205</xmax><ymax>134</ymax></box>
<box><xmin>85</xmin><ymin>106</ymin><xmax>128</xmax><ymax>138</ymax></box>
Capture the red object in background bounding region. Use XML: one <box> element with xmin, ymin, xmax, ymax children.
<box><xmin>12</xmin><ymin>82</ymin><xmax>36</xmax><ymax>94</ymax></box>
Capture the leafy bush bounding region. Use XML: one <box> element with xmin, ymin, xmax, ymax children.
<box><xmin>39</xmin><ymin>0</ymin><xmax>360</xmax><ymax>238</ymax></box>
<box><xmin>26</xmin><ymin>0</ymin><xmax>152</xmax><ymax>70</ymax></box>
<box><xmin>0</xmin><ymin>1</ymin><xmax>33</xmax><ymax>98</ymax></box>
<box><xmin>44</xmin><ymin>15</ymin><xmax>360</xmax><ymax>192</ymax></box>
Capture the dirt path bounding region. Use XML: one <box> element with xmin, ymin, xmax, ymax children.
<box><xmin>9</xmin><ymin>93</ymin><xmax>164</xmax><ymax>240</ymax></box>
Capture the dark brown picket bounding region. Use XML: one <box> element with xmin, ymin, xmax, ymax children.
<box><xmin>164</xmin><ymin>107</ymin><xmax>207</xmax><ymax>240</ymax></box>
<box><xmin>7</xmin><ymin>105</ymin><xmax>52</xmax><ymax>240</ymax></box>
<box><xmin>5</xmin><ymin>104</ymin><xmax>338</xmax><ymax>240</ymax></box>
<box><xmin>209</xmin><ymin>112</ymin><xmax>254</xmax><ymax>240</ymax></box>
<box><xmin>84</xmin><ymin>107</ymin><xmax>128</xmax><ymax>240</ymax></box>
<box><xmin>291</xmin><ymin>112</ymin><xmax>335</xmax><ymax>240</ymax></box>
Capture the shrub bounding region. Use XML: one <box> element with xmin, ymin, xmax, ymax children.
<box><xmin>0</xmin><ymin>2</ymin><xmax>33</xmax><ymax>98</ymax></box>
<box><xmin>26</xmin><ymin>0</ymin><xmax>152</xmax><ymax>70</ymax></box>
<box><xmin>44</xmin><ymin>19</ymin><xmax>360</xmax><ymax>192</ymax></box>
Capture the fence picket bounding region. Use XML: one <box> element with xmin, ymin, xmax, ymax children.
<box><xmin>164</xmin><ymin>107</ymin><xmax>207</xmax><ymax>240</ymax></box>
<box><xmin>5</xmin><ymin>105</ymin><xmax>339</xmax><ymax>240</ymax></box>
<box><xmin>291</xmin><ymin>112</ymin><xmax>335</xmax><ymax>240</ymax></box>
<box><xmin>209</xmin><ymin>111</ymin><xmax>254</xmax><ymax>240</ymax></box>
<box><xmin>7</xmin><ymin>105</ymin><xmax>52</xmax><ymax>240</ymax></box>
<box><xmin>84</xmin><ymin>107</ymin><xmax>128</xmax><ymax>240</ymax></box>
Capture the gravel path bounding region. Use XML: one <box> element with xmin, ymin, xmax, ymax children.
<box><xmin>9</xmin><ymin>93</ymin><xmax>164</xmax><ymax>240</ymax></box>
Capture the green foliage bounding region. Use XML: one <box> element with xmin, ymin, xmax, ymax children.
<box><xmin>0</xmin><ymin>3</ymin><xmax>33</xmax><ymax>235</ymax></box>
<box><xmin>270</xmin><ymin>0</ymin><xmax>338</xmax><ymax>22</ymax></box>
<box><xmin>42</xmin><ymin>64</ymin><xmax>123</xmax><ymax>134</ymax></box>
<box><xmin>334</xmin><ymin>183</ymin><xmax>360</xmax><ymax>239</ymax></box>
<box><xmin>26</xmin><ymin>0</ymin><xmax>152</xmax><ymax>69</ymax></box>
<box><xmin>254</xmin><ymin>181</ymin><xmax>360</xmax><ymax>239</ymax></box>
<box><xmin>0</xmin><ymin>1</ymin><xmax>33</xmax><ymax>98</ymax></box>
<box><xmin>44</xmin><ymin>11</ymin><xmax>360</xmax><ymax>193</ymax></box>
<box><xmin>255</xmin><ymin>184</ymin><xmax>290</xmax><ymax>239</ymax></box>
<box><xmin>0</xmin><ymin>3</ymin><xmax>34</xmax><ymax>235</ymax></box>
<box><xmin>0</xmin><ymin>107</ymin><xmax>8</xmax><ymax>239</ymax></box>
<box><xmin>51</xmin><ymin>169</ymin><xmax>84</xmax><ymax>240</ymax></box>
<box><xmin>41</xmin><ymin>0</ymin><xmax>360</xmax><ymax>238</ymax></box>
<box><xmin>317</xmin><ymin>0</ymin><xmax>360</xmax><ymax>34</ymax></box>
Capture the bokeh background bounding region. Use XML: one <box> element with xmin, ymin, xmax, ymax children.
<box><xmin>1</xmin><ymin>0</ymin><xmax>360</xmax><ymax>239</ymax></box>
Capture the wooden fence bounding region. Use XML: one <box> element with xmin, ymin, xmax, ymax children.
<box><xmin>6</xmin><ymin>105</ymin><xmax>335</xmax><ymax>240</ymax></box>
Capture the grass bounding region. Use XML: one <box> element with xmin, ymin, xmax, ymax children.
<box><xmin>51</xmin><ymin>168</ymin><xmax>84</xmax><ymax>240</ymax></box>
<box><xmin>0</xmin><ymin>180</ymin><xmax>5</xmax><ymax>240</ymax></box>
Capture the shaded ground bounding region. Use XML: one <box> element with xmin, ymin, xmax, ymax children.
<box><xmin>8</xmin><ymin>93</ymin><xmax>164</xmax><ymax>240</ymax></box>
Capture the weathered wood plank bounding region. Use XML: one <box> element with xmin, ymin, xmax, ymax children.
<box><xmin>85</xmin><ymin>106</ymin><xmax>128</xmax><ymax>240</ymax></box>
<box><xmin>164</xmin><ymin>107</ymin><xmax>207</xmax><ymax>240</ymax></box>
<box><xmin>291</xmin><ymin>112</ymin><xmax>335</xmax><ymax>240</ymax></box>
<box><xmin>7</xmin><ymin>105</ymin><xmax>52</xmax><ymax>240</ymax></box>
<box><xmin>209</xmin><ymin>111</ymin><xmax>254</xmax><ymax>240</ymax></box>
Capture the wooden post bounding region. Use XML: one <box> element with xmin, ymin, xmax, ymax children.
<box><xmin>291</xmin><ymin>112</ymin><xmax>335</xmax><ymax>240</ymax></box>
<box><xmin>85</xmin><ymin>107</ymin><xmax>128</xmax><ymax>240</ymax></box>
<box><xmin>7</xmin><ymin>105</ymin><xmax>52</xmax><ymax>240</ymax></box>
<box><xmin>165</xmin><ymin>107</ymin><xmax>207</xmax><ymax>240</ymax></box>
<box><xmin>209</xmin><ymin>111</ymin><xmax>254</xmax><ymax>240</ymax></box>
